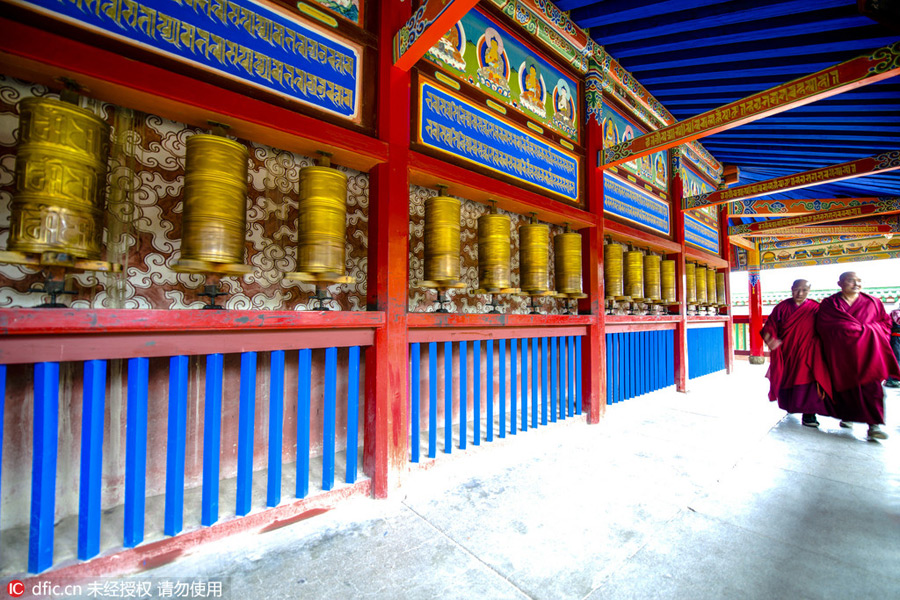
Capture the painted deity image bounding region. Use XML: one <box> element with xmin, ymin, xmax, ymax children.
<box><xmin>477</xmin><ymin>28</ymin><xmax>512</xmax><ymax>98</ymax></box>
<box><xmin>430</xmin><ymin>21</ymin><xmax>467</xmax><ymax>71</ymax></box>
<box><xmin>518</xmin><ymin>61</ymin><xmax>546</xmax><ymax>117</ymax></box>
<box><xmin>551</xmin><ymin>80</ymin><xmax>577</xmax><ymax>138</ymax></box>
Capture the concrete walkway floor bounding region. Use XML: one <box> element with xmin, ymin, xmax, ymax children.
<box><xmin>53</xmin><ymin>362</ymin><xmax>900</xmax><ymax>599</ymax></box>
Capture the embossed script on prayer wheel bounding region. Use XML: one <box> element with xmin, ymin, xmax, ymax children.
<box><xmin>603</xmin><ymin>241</ymin><xmax>626</xmax><ymax>300</ymax></box>
<box><xmin>685</xmin><ymin>262</ymin><xmax>697</xmax><ymax>304</ymax></box>
<box><xmin>519</xmin><ymin>220</ymin><xmax>551</xmax><ymax>295</ymax></box>
<box><xmin>422</xmin><ymin>193</ymin><xmax>464</xmax><ymax>288</ymax></box>
<box><xmin>643</xmin><ymin>254</ymin><xmax>661</xmax><ymax>302</ymax></box>
<box><xmin>661</xmin><ymin>259</ymin><xmax>676</xmax><ymax>304</ymax></box>
<box><xmin>8</xmin><ymin>97</ymin><xmax>110</xmax><ymax>259</ymax></box>
<box><xmin>477</xmin><ymin>211</ymin><xmax>512</xmax><ymax>293</ymax></box>
<box><xmin>624</xmin><ymin>250</ymin><xmax>645</xmax><ymax>301</ymax></box>
<box><xmin>696</xmin><ymin>266</ymin><xmax>708</xmax><ymax>305</ymax></box>
<box><xmin>179</xmin><ymin>134</ymin><xmax>249</xmax><ymax>266</ymax></box>
<box><xmin>707</xmin><ymin>268</ymin><xmax>718</xmax><ymax>306</ymax></box>
<box><xmin>716</xmin><ymin>272</ymin><xmax>726</xmax><ymax>307</ymax></box>
<box><xmin>554</xmin><ymin>231</ymin><xmax>585</xmax><ymax>297</ymax></box>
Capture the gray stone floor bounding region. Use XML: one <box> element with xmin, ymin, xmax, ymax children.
<box><xmin>53</xmin><ymin>362</ymin><xmax>900</xmax><ymax>599</ymax></box>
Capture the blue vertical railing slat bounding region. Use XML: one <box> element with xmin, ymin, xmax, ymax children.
<box><xmin>510</xmin><ymin>338</ymin><xmax>517</xmax><ymax>435</ymax></box>
<box><xmin>124</xmin><ymin>356</ymin><xmax>149</xmax><ymax>548</ymax></box>
<box><xmin>541</xmin><ymin>337</ymin><xmax>548</xmax><ymax>425</ymax></box>
<box><xmin>550</xmin><ymin>337</ymin><xmax>558</xmax><ymax>419</ymax></box>
<box><xmin>635</xmin><ymin>333</ymin><xmax>642</xmax><ymax>398</ymax></box>
<box><xmin>29</xmin><ymin>362</ymin><xmax>59</xmax><ymax>573</ymax></box>
<box><xmin>236</xmin><ymin>351</ymin><xmax>257</xmax><ymax>516</ymax></box>
<box><xmin>459</xmin><ymin>342</ymin><xmax>467</xmax><ymax>449</ymax></box>
<box><xmin>474</xmin><ymin>341</ymin><xmax>481</xmax><ymax>445</ymax></box>
<box><xmin>297</xmin><ymin>349</ymin><xmax>312</xmax><ymax>498</ymax></box>
<box><xmin>499</xmin><ymin>339</ymin><xmax>506</xmax><ymax>439</ymax></box>
<box><xmin>531</xmin><ymin>338</ymin><xmax>538</xmax><ymax>428</ymax></box>
<box><xmin>323</xmin><ymin>347</ymin><xmax>337</xmax><ymax>491</ymax></box>
<box><xmin>640</xmin><ymin>332</ymin><xmax>647</xmax><ymax>396</ymax></box>
<box><xmin>520</xmin><ymin>338</ymin><xmax>528</xmax><ymax>430</ymax></box>
<box><xmin>164</xmin><ymin>356</ymin><xmax>188</xmax><ymax>536</ymax></box>
<box><xmin>428</xmin><ymin>342</ymin><xmax>437</xmax><ymax>459</ymax></box>
<box><xmin>568</xmin><ymin>337</ymin><xmax>575</xmax><ymax>417</ymax></box>
<box><xmin>576</xmin><ymin>336</ymin><xmax>582</xmax><ymax>415</ymax></box>
<box><xmin>202</xmin><ymin>353</ymin><xmax>223</xmax><ymax>526</ymax></box>
<box><xmin>346</xmin><ymin>346</ymin><xmax>360</xmax><ymax>483</ymax></box>
<box><xmin>78</xmin><ymin>359</ymin><xmax>106</xmax><ymax>560</ymax></box>
<box><xmin>411</xmin><ymin>343</ymin><xmax>421</xmax><ymax>462</ymax></box>
<box><xmin>487</xmin><ymin>340</ymin><xmax>494</xmax><ymax>442</ymax></box>
<box><xmin>444</xmin><ymin>341</ymin><xmax>452</xmax><ymax>455</ymax></box>
<box><xmin>604</xmin><ymin>335</ymin><xmax>611</xmax><ymax>405</ymax></box>
<box><xmin>267</xmin><ymin>350</ymin><xmax>285</xmax><ymax>507</ymax></box>
<box><xmin>559</xmin><ymin>337</ymin><xmax>567</xmax><ymax>419</ymax></box>
<box><xmin>668</xmin><ymin>330</ymin><xmax>674</xmax><ymax>387</ymax></box>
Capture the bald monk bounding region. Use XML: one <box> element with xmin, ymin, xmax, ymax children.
<box><xmin>816</xmin><ymin>272</ymin><xmax>900</xmax><ymax>440</ymax></box>
<box><xmin>761</xmin><ymin>279</ymin><xmax>833</xmax><ymax>427</ymax></box>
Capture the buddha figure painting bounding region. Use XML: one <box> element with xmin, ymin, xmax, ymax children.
<box><xmin>477</xmin><ymin>28</ymin><xmax>511</xmax><ymax>97</ymax></box>
<box><xmin>604</xmin><ymin>119</ymin><xmax>618</xmax><ymax>148</ymax></box>
<box><xmin>518</xmin><ymin>61</ymin><xmax>547</xmax><ymax>117</ymax></box>
<box><xmin>656</xmin><ymin>155</ymin><xmax>665</xmax><ymax>185</ymax></box>
<box><xmin>429</xmin><ymin>21</ymin><xmax>467</xmax><ymax>71</ymax></box>
<box><xmin>551</xmin><ymin>80</ymin><xmax>577</xmax><ymax>138</ymax></box>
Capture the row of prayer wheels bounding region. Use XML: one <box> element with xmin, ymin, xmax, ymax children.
<box><xmin>603</xmin><ymin>240</ymin><xmax>727</xmax><ymax>308</ymax></box>
<box><xmin>422</xmin><ymin>192</ymin><xmax>585</xmax><ymax>300</ymax></box>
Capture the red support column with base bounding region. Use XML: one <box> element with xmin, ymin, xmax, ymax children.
<box><xmin>719</xmin><ymin>205</ymin><xmax>734</xmax><ymax>373</ymax></box>
<box><xmin>748</xmin><ymin>244</ymin><xmax>765</xmax><ymax>365</ymax></box>
<box><xmin>582</xmin><ymin>110</ymin><xmax>606</xmax><ymax>422</ymax></box>
<box><xmin>671</xmin><ymin>151</ymin><xmax>689</xmax><ymax>391</ymax></box>
<box><xmin>364</xmin><ymin>0</ymin><xmax>411</xmax><ymax>498</ymax></box>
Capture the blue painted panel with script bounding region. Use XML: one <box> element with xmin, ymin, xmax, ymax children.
<box><xmin>14</xmin><ymin>0</ymin><xmax>360</xmax><ymax>119</ymax></box>
<box><xmin>603</xmin><ymin>173</ymin><xmax>669</xmax><ymax>235</ymax></box>
<box><xmin>685</xmin><ymin>215</ymin><xmax>719</xmax><ymax>254</ymax></box>
<box><xmin>419</xmin><ymin>82</ymin><xmax>580</xmax><ymax>202</ymax></box>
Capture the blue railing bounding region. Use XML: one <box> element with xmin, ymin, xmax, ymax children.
<box><xmin>409</xmin><ymin>334</ymin><xmax>583</xmax><ymax>462</ymax></box>
<box><xmin>605</xmin><ymin>329</ymin><xmax>675</xmax><ymax>404</ymax></box>
<box><xmin>687</xmin><ymin>325</ymin><xmax>726</xmax><ymax>379</ymax></box>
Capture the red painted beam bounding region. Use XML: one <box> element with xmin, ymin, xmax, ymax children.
<box><xmin>719</xmin><ymin>206</ymin><xmax>734</xmax><ymax>374</ymax></box>
<box><xmin>606</xmin><ymin>315</ymin><xmax>682</xmax><ymax>324</ymax></box>
<box><xmin>748</xmin><ymin>246</ymin><xmax>765</xmax><ymax>364</ymax></box>
<box><xmin>670</xmin><ymin>163</ymin><xmax>689</xmax><ymax>393</ymax></box>
<box><xmin>603</xmin><ymin>219</ymin><xmax>682</xmax><ymax>254</ymax></box>
<box><xmin>407</xmin><ymin>313</ymin><xmax>594</xmax><ymax>328</ymax></box>
<box><xmin>582</xmin><ymin>114</ymin><xmax>605</xmax><ymax>423</ymax></box>
<box><xmin>0</xmin><ymin>309</ymin><xmax>385</xmax><ymax>336</ymax></box>
<box><xmin>602</xmin><ymin>43</ymin><xmax>900</xmax><ymax>168</ymax></box>
<box><xmin>684</xmin><ymin>152</ymin><xmax>900</xmax><ymax>210</ymax></box>
<box><xmin>0</xmin><ymin>17</ymin><xmax>388</xmax><ymax>173</ymax></box>
<box><xmin>409</xmin><ymin>151</ymin><xmax>596</xmax><ymax>229</ymax></box>
<box><xmin>685</xmin><ymin>247</ymin><xmax>729</xmax><ymax>269</ymax></box>
<box><xmin>742</xmin><ymin>221</ymin><xmax>896</xmax><ymax>237</ymax></box>
<box><xmin>394</xmin><ymin>0</ymin><xmax>480</xmax><ymax>71</ymax></box>
<box><xmin>728</xmin><ymin>197</ymin><xmax>883</xmax><ymax>217</ymax></box>
<box><xmin>605</xmin><ymin>322</ymin><xmax>678</xmax><ymax>333</ymax></box>
<box><xmin>731</xmin><ymin>202</ymin><xmax>896</xmax><ymax>235</ymax></box>
<box><xmin>408</xmin><ymin>326</ymin><xmax>588</xmax><ymax>344</ymax></box>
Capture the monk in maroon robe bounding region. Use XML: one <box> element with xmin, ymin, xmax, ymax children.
<box><xmin>761</xmin><ymin>279</ymin><xmax>833</xmax><ymax>427</ymax></box>
<box><xmin>816</xmin><ymin>272</ymin><xmax>900</xmax><ymax>440</ymax></box>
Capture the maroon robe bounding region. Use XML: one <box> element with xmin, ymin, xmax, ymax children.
<box><xmin>760</xmin><ymin>298</ymin><xmax>833</xmax><ymax>415</ymax></box>
<box><xmin>816</xmin><ymin>292</ymin><xmax>900</xmax><ymax>425</ymax></box>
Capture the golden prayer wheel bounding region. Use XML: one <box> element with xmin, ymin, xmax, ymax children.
<box><xmin>176</xmin><ymin>134</ymin><xmax>250</xmax><ymax>272</ymax></box>
<box><xmin>554</xmin><ymin>229</ymin><xmax>586</xmax><ymax>298</ymax></box>
<box><xmin>8</xmin><ymin>96</ymin><xmax>110</xmax><ymax>259</ymax></box>
<box><xmin>624</xmin><ymin>250</ymin><xmax>645</xmax><ymax>301</ymax></box>
<box><xmin>707</xmin><ymin>268</ymin><xmax>718</xmax><ymax>306</ymax></box>
<box><xmin>661</xmin><ymin>259</ymin><xmax>676</xmax><ymax>304</ymax></box>
<box><xmin>287</xmin><ymin>154</ymin><xmax>354</xmax><ymax>283</ymax></box>
<box><xmin>716</xmin><ymin>272</ymin><xmax>727</xmax><ymax>307</ymax></box>
<box><xmin>643</xmin><ymin>254</ymin><xmax>661</xmax><ymax>302</ymax></box>
<box><xmin>519</xmin><ymin>216</ymin><xmax>552</xmax><ymax>295</ymax></box>
<box><xmin>477</xmin><ymin>206</ymin><xmax>513</xmax><ymax>293</ymax></box>
<box><xmin>696</xmin><ymin>266</ymin><xmax>708</xmax><ymax>306</ymax></box>
<box><xmin>686</xmin><ymin>262</ymin><xmax>697</xmax><ymax>304</ymax></box>
<box><xmin>421</xmin><ymin>190</ymin><xmax>465</xmax><ymax>289</ymax></box>
<box><xmin>604</xmin><ymin>241</ymin><xmax>627</xmax><ymax>300</ymax></box>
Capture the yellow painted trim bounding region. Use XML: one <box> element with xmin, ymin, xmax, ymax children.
<box><xmin>527</xmin><ymin>121</ymin><xmax>544</xmax><ymax>134</ymax></box>
<box><xmin>296</xmin><ymin>2</ymin><xmax>338</xmax><ymax>27</ymax></box>
<box><xmin>435</xmin><ymin>71</ymin><xmax>460</xmax><ymax>90</ymax></box>
<box><xmin>486</xmin><ymin>99</ymin><xmax>507</xmax><ymax>115</ymax></box>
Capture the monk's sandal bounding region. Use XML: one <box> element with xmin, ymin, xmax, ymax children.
<box><xmin>867</xmin><ymin>426</ymin><xmax>888</xmax><ymax>440</ymax></box>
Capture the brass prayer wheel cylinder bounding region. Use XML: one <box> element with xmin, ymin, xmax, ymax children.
<box><xmin>296</xmin><ymin>162</ymin><xmax>349</xmax><ymax>278</ymax></box>
<box><xmin>686</xmin><ymin>262</ymin><xmax>697</xmax><ymax>304</ymax></box>
<box><xmin>707</xmin><ymin>268</ymin><xmax>718</xmax><ymax>306</ymax></box>
<box><xmin>643</xmin><ymin>254</ymin><xmax>661</xmax><ymax>302</ymax></box>
<box><xmin>477</xmin><ymin>211</ymin><xmax>512</xmax><ymax>292</ymax></box>
<box><xmin>8</xmin><ymin>96</ymin><xmax>110</xmax><ymax>259</ymax></box>
<box><xmin>624</xmin><ymin>250</ymin><xmax>644</xmax><ymax>300</ymax></box>
<box><xmin>716</xmin><ymin>272</ymin><xmax>726</xmax><ymax>306</ymax></box>
<box><xmin>181</xmin><ymin>134</ymin><xmax>249</xmax><ymax>265</ymax></box>
<box><xmin>604</xmin><ymin>241</ymin><xmax>624</xmax><ymax>298</ymax></box>
<box><xmin>519</xmin><ymin>221</ymin><xmax>551</xmax><ymax>294</ymax></box>
<box><xmin>423</xmin><ymin>193</ymin><xmax>462</xmax><ymax>285</ymax></box>
<box><xmin>696</xmin><ymin>266</ymin><xmax>708</xmax><ymax>305</ymax></box>
<box><xmin>554</xmin><ymin>231</ymin><xmax>583</xmax><ymax>296</ymax></box>
<box><xmin>661</xmin><ymin>259</ymin><xmax>676</xmax><ymax>304</ymax></box>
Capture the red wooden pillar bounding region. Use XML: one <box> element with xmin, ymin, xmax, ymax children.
<box><xmin>747</xmin><ymin>244</ymin><xmax>765</xmax><ymax>365</ymax></box>
<box><xmin>671</xmin><ymin>151</ymin><xmax>689</xmax><ymax>392</ymax></box>
<box><xmin>719</xmin><ymin>205</ymin><xmax>734</xmax><ymax>373</ymax></box>
<box><xmin>581</xmin><ymin>106</ymin><xmax>606</xmax><ymax>422</ymax></box>
<box><xmin>364</xmin><ymin>0</ymin><xmax>411</xmax><ymax>498</ymax></box>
